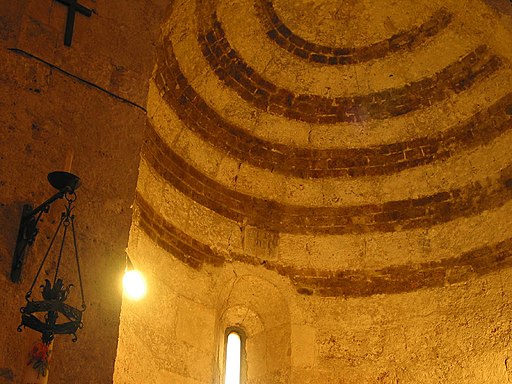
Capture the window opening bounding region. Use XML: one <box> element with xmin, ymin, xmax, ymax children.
<box><xmin>224</xmin><ymin>331</ymin><xmax>242</xmax><ymax>384</ymax></box>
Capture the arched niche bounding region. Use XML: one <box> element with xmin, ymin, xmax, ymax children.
<box><xmin>213</xmin><ymin>275</ymin><xmax>291</xmax><ymax>384</ymax></box>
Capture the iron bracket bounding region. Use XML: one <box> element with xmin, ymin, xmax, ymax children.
<box><xmin>10</xmin><ymin>172</ymin><xmax>80</xmax><ymax>283</ymax></box>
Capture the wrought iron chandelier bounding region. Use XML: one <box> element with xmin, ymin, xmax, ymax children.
<box><xmin>11</xmin><ymin>171</ymin><xmax>86</xmax><ymax>345</ymax></box>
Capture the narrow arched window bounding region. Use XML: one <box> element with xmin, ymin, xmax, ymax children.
<box><xmin>224</xmin><ymin>329</ymin><xmax>244</xmax><ymax>384</ymax></box>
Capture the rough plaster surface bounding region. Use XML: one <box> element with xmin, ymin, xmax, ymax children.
<box><xmin>117</xmin><ymin>228</ymin><xmax>512</xmax><ymax>383</ymax></box>
<box><xmin>0</xmin><ymin>0</ymin><xmax>164</xmax><ymax>382</ymax></box>
<box><xmin>1</xmin><ymin>0</ymin><xmax>508</xmax><ymax>382</ymax></box>
<box><xmin>114</xmin><ymin>0</ymin><xmax>512</xmax><ymax>383</ymax></box>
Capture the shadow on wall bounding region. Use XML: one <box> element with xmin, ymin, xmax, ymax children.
<box><xmin>213</xmin><ymin>275</ymin><xmax>291</xmax><ymax>383</ymax></box>
<box><xmin>0</xmin><ymin>368</ymin><xmax>14</xmax><ymax>381</ymax></box>
<box><xmin>482</xmin><ymin>0</ymin><xmax>512</xmax><ymax>15</ymax></box>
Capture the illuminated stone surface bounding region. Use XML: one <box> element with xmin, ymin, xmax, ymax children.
<box><xmin>1</xmin><ymin>0</ymin><xmax>512</xmax><ymax>383</ymax></box>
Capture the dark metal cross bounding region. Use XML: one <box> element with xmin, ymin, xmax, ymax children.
<box><xmin>54</xmin><ymin>0</ymin><xmax>92</xmax><ymax>46</ymax></box>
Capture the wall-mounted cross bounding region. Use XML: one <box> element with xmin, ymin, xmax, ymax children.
<box><xmin>54</xmin><ymin>0</ymin><xmax>92</xmax><ymax>46</ymax></box>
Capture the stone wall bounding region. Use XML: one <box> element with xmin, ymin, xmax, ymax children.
<box><xmin>118</xmin><ymin>225</ymin><xmax>512</xmax><ymax>383</ymax></box>
<box><xmin>0</xmin><ymin>1</ymin><xmax>165</xmax><ymax>382</ymax></box>
<box><xmin>114</xmin><ymin>0</ymin><xmax>512</xmax><ymax>382</ymax></box>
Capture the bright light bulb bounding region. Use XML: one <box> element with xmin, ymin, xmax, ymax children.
<box><xmin>122</xmin><ymin>269</ymin><xmax>147</xmax><ymax>300</ymax></box>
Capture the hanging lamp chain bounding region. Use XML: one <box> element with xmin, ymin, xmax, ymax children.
<box><xmin>18</xmin><ymin>190</ymin><xmax>86</xmax><ymax>345</ymax></box>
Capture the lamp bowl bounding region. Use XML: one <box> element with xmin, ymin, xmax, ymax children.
<box><xmin>47</xmin><ymin>171</ymin><xmax>81</xmax><ymax>192</ymax></box>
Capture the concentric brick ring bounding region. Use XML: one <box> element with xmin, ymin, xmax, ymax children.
<box><xmin>139</xmin><ymin>0</ymin><xmax>512</xmax><ymax>296</ymax></box>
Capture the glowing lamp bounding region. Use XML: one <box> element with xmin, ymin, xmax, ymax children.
<box><xmin>123</xmin><ymin>257</ymin><xmax>146</xmax><ymax>300</ymax></box>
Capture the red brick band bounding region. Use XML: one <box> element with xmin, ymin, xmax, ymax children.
<box><xmin>198</xmin><ymin>14</ymin><xmax>502</xmax><ymax>123</ymax></box>
<box><xmin>154</xmin><ymin>41</ymin><xmax>512</xmax><ymax>178</ymax></box>
<box><xmin>143</xmin><ymin>122</ymin><xmax>512</xmax><ymax>235</ymax></box>
<box><xmin>137</xmin><ymin>194</ymin><xmax>224</xmax><ymax>270</ymax></box>
<box><xmin>135</xmin><ymin>192</ymin><xmax>512</xmax><ymax>297</ymax></box>
<box><xmin>294</xmin><ymin>238</ymin><xmax>512</xmax><ymax>296</ymax></box>
<box><xmin>257</xmin><ymin>2</ymin><xmax>453</xmax><ymax>65</ymax></box>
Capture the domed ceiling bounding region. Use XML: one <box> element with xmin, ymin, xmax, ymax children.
<box><xmin>135</xmin><ymin>0</ymin><xmax>512</xmax><ymax>296</ymax></box>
